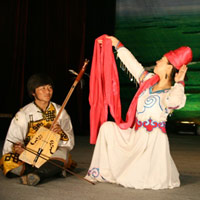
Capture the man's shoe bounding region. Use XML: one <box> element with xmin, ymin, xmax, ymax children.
<box><xmin>20</xmin><ymin>173</ymin><xmax>40</xmax><ymax>186</ymax></box>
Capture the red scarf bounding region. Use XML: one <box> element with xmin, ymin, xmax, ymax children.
<box><xmin>89</xmin><ymin>35</ymin><xmax>159</xmax><ymax>144</ymax></box>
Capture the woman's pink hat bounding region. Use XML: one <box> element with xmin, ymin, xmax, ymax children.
<box><xmin>164</xmin><ymin>46</ymin><xmax>192</xmax><ymax>70</ymax></box>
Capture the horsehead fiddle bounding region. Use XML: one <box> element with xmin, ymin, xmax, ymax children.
<box><xmin>16</xmin><ymin>59</ymin><xmax>93</xmax><ymax>184</ymax></box>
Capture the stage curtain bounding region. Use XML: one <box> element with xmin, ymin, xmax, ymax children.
<box><xmin>0</xmin><ymin>0</ymin><xmax>116</xmax><ymax>135</ymax></box>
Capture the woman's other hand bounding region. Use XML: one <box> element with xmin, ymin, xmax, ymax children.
<box><xmin>175</xmin><ymin>65</ymin><xmax>188</xmax><ymax>82</ymax></box>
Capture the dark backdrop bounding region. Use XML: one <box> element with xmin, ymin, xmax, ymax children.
<box><xmin>0</xmin><ymin>0</ymin><xmax>116</xmax><ymax>139</ymax></box>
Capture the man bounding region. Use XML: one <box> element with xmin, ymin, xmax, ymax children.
<box><xmin>0</xmin><ymin>73</ymin><xmax>76</xmax><ymax>186</ymax></box>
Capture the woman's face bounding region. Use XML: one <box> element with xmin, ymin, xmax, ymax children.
<box><xmin>154</xmin><ymin>56</ymin><xmax>172</xmax><ymax>75</ymax></box>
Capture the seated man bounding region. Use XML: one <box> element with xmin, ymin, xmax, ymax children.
<box><xmin>0</xmin><ymin>73</ymin><xmax>76</xmax><ymax>186</ymax></box>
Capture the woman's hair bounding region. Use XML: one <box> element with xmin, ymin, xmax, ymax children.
<box><xmin>170</xmin><ymin>67</ymin><xmax>178</xmax><ymax>83</ymax></box>
<box><xmin>27</xmin><ymin>73</ymin><xmax>54</xmax><ymax>98</ymax></box>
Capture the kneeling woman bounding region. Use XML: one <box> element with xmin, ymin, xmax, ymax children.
<box><xmin>86</xmin><ymin>35</ymin><xmax>192</xmax><ymax>190</ymax></box>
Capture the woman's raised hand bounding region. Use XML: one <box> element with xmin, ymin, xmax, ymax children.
<box><xmin>175</xmin><ymin>65</ymin><xmax>188</xmax><ymax>82</ymax></box>
<box><xmin>106</xmin><ymin>36</ymin><xmax>119</xmax><ymax>47</ymax></box>
<box><xmin>97</xmin><ymin>35</ymin><xmax>119</xmax><ymax>47</ymax></box>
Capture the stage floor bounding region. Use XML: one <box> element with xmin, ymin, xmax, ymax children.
<box><xmin>0</xmin><ymin>135</ymin><xmax>200</xmax><ymax>200</ymax></box>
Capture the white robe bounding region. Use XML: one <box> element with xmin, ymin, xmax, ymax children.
<box><xmin>86</xmin><ymin>47</ymin><xmax>186</xmax><ymax>189</ymax></box>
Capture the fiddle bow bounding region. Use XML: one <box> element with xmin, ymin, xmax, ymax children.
<box><xmin>19</xmin><ymin>59</ymin><xmax>89</xmax><ymax>169</ymax></box>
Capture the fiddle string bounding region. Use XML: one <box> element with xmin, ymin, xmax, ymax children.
<box><xmin>31</xmin><ymin>129</ymin><xmax>54</xmax><ymax>166</ymax></box>
<box><xmin>7</xmin><ymin>139</ymin><xmax>95</xmax><ymax>185</ymax></box>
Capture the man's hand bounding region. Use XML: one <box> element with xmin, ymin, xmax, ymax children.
<box><xmin>13</xmin><ymin>142</ymin><xmax>24</xmax><ymax>155</ymax></box>
<box><xmin>51</xmin><ymin>123</ymin><xmax>63</xmax><ymax>134</ymax></box>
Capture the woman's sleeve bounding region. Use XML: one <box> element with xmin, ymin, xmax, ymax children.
<box><xmin>117</xmin><ymin>47</ymin><xmax>146</xmax><ymax>83</ymax></box>
<box><xmin>165</xmin><ymin>82</ymin><xmax>186</xmax><ymax>110</ymax></box>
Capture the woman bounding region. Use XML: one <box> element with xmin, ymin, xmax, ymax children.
<box><xmin>86</xmin><ymin>35</ymin><xmax>192</xmax><ymax>189</ymax></box>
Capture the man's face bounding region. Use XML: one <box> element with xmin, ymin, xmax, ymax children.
<box><xmin>33</xmin><ymin>84</ymin><xmax>53</xmax><ymax>103</ymax></box>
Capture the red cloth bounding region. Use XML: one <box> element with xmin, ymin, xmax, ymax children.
<box><xmin>89</xmin><ymin>35</ymin><xmax>159</xmax><ymax>144</ymax></box>
<box><xmin>89</xmin><ymin>35</ymin><xmax>121</xmax><ymax>144</ymax></box>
